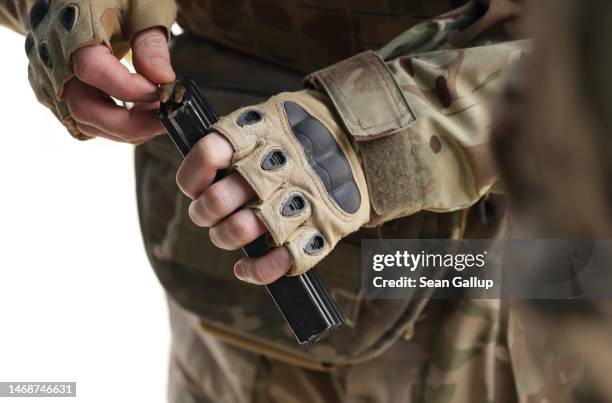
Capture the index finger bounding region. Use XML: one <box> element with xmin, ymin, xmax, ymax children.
<box><xmin>176</xmin><ymin>133</ymin><xmax>234</xmax><ymax>199</ymax></box>
<box><xmin>72</xmin><ymin>44</ymin><xmax>158</xmax><ymax>102</ymax></box>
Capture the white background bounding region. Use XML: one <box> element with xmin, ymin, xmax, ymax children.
<box><xmin>0</xmin><ymin>27</ymin><xmax>170</xmax><ymax>402</ymax></box>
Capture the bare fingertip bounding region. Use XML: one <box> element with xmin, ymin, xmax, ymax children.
<box><xmin>208</xmin><ymin>228</ymin><xmax>222</xmax><ymax>249</ymax></box>
<box><xmin>234</xmin><ymin>261</ymin><xmax>247</xmax><ymax>280</ymax></box>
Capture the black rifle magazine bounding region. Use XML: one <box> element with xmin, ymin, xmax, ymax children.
<box><xmin>158</xmin><ymin>78</ymin><xmax>345</xmax><ymax>345</ymax></box>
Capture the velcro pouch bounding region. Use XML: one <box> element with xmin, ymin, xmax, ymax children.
<box><xmin>306</xmin><ymin>43</ymin><xmax>515</xmax><ymax>223</ymax></box>
<box><xmin>305</xmin><ymin>51</ymin><xmax>422</xmax><ymax>223</ymax></box>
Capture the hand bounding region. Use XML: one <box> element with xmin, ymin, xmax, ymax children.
<box><xmin>63</xmin><ymin>28</ymin><xmax>175</xmax><ymax>144</ymax></box>
<box><xmin>176</xmin><ymin>132</ymin><xmax>292</xmax><ymax>285</ymax></box>
<box><xmin>176</xmin><ymin>92</ymin><xmax>370</xmax><ymax>285</ymax></box>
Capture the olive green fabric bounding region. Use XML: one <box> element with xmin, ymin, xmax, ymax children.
<box><xmin>167</xmin><ymin>297</ymin><xmax>521</xmax><ymax>403</ymax></box>
<box><xmin>174</xmin><ymin>0</ymin><xmax>471</xmax><ymax>74</ymax></box>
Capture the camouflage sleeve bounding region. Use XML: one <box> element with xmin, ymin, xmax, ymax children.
<box><xmin>0</xmin><ymin>0</ymin><xmax>36</xmax><ymax>34</ymax></box>
<box><xmin>306</xmin><ymin>0</ymin><xmax>530</xmax><ymax>224</ymax></box>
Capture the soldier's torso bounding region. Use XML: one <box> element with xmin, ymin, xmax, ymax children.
<box><xmin>175</xmin><ymin>0</ymin><xmax>468</xmax><ymax>72</ymax></box>
<box><xmin>137</xmin><ymin>25</ymin><xmax>506</xmax><ymax>366</ymax></box>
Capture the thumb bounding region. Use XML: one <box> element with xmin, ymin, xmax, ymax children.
<box><xmin>131</xmin><ymin>27</ymin><xmax>176</xmax><ymax>85</ymax></box>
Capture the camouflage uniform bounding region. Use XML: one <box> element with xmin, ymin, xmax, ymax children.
<box><xmin>0</xmin><ymin>0</ymin><xmax>533</xmax><ymax>402</ymax></box>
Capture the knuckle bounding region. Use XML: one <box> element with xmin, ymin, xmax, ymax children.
<box><xmin>194</xmin><ymin>136</ymin><xmax>216</xmax><ymax>166</ymax></box>
<box><xmin>204</xmin><ymin>186</ymin><xmax>227</xmax><ymax>218</ymax></box>
<box><xmin>224</xmin><ymin>217</ymin><xmax>250</xmax><ymax>249</ymax></box>
<box><xmin>250</xmin><ymin>263</ymin><xmax>269</xmax><ymax>284</ymax></box>
<box><xmin>226</xmin><ymin>217</ymin><xmax>247</xmax><ymax>241</ymax></box>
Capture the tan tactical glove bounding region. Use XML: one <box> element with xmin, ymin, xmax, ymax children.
<box><xmin>211</xmin><ymin>90</ymin><xmax>371</xmax><ymax>276</ymax></box>
<box><xmin>24</xmin><ymin>0</ymin><xmax>176</xmax><ymax>139</ymax></box>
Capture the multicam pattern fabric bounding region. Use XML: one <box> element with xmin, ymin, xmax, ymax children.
<box><xmin>132</xmin><ymin>2</ymin><xmax>521</xmax><ymax>368</ymax></box>
<box><xmin>137</xmin><ymin>15</ymin><xmax>515</xmax><ymax>399</ymax></box>
<box><xmin>306</xmin><ymin>5</ymin><xmax>529</xmax><ymax>222</ymax></box>
<box><xmin>174</xmin><ymin>0</ymin><xmax>470</xmax><ymax>73</ymax></box>
<box><xmin>6</xmin><ymin>1</ymin><xmax>594</xmax><ymax>403</ymax></box>
<box><xmin>168</xmin><ymin>298</ymin><xmax>522</xmax><ymax>403</ymax></box>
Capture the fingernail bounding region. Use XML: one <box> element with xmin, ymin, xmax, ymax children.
<box><xmin>235</xmin><ymin>262</ymin><xmax>246</xmax><ymax>281</ymax></box>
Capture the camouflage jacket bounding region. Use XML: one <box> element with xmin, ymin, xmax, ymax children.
<box><xmin>1</xmin><ymin>0</ymin><xmax>528</xmax><ymax>369</ymax></box>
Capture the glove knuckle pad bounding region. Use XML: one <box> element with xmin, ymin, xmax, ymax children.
<box><xmin>286</xmin><ymin>228</ymin><xmax>329</xmax><ymax>272</ymax></box>
<box><xmin>257</xmin><ymin>189</ymin><xmax>311</xmax><ymax>245</ymax></box>
<box><xmin>58</xmin><ymin>5</ymin><xmax>79</xmax><ymax>32</ymax></box>
<box><xmin>283</xmin><ymin>101</ymin><xmax>361</xmax><ymax>214</ymax></box>
<box><xmin>29</xmin><ymin>1</ymin><xmax>86</xmax><ymax>76</ymax></box>
<box><xmin>304</xmin><ymin>232</ymin><xmax>326</xmax><ymax>255</ymax></box>
<box><xmin>25</xmin><ymin>34</ymin><xmax>35</xmax><ymax>55</ymax></box>
<box><xmin>235</xmin><ymin>144</ymin><xmax>290</xmax><ymax>201</ymax></box>
<box><xmin>38</xmin><ymin>42</ymin><xmax>53</xmax><ymax>69</ymax></box>
<box><xmin>26</xmin><ymin>0</ymin><xmax>87</xmax><ymax>138</ymax></box>
<box><xmin>281</xmin><ymin>193</ymin><xmax>308</xmax><ymax>217</ymax></box>
<box><xmin>29</xmin><ymin>0</ymin><xmax>49</xmax><ymax>30</ymax></box>
<box><xmin>237</xmin><ymin>109</ymin><xmax>264</xmax><ymax>127</ymax></box>
<box><xmin>261</xmin><ymin>148</ymin><xmax>288</xmax><ymax>171</ymax></box>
